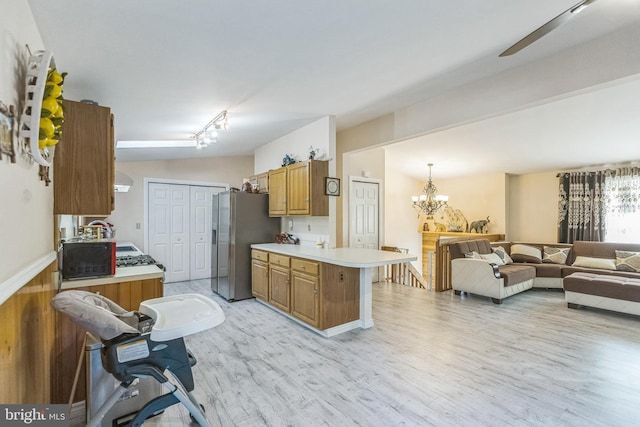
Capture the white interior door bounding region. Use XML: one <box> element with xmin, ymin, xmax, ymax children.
<box><xmin>148</xmin><ymin>183</ymin><xmax>171</xmax><ymax>272</ymax></box>
<box><xmin>350</xmin><ymin>181</ymin><xmax>380</xmax><ymax>249</ymax></box>
<box><xmin>170</xmin><ymin>185</ymin><xmax>190</xmax><ymax>282</ymax></box>
<box><xmin>190</xmin><ymin>186</ymin><xmax>219</xmax><ymax>280</ymax></box>
<box><xmin>148</xmin><ymin>183</ymin><xmax>190</xmax><ymax>283</ymax></box>
<box><xmin>350</xmin><ymin>180</ymin><xmax>380</xmax><ymax>282</ymax></box>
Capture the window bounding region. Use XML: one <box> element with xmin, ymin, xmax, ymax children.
<box><xmin>604</xmin><ymin>169</ymin><xmax>640</xmax><ymax>243</ymax></box>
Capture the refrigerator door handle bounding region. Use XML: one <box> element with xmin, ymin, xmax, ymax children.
<box><xmin>212</xmin><ymin>229</ymin><xmax>217</xmax><ymax>244</ymax></box>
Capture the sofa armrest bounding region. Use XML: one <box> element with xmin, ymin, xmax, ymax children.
<box><xmin>452</xmin><ymin>258</ymin><xmax>500</xmax><ymax>278</ymax></box>
<box><xmin>451</xmin><ymin>258</ymin><xmax>504</xmax><ymax>298</ymax></box>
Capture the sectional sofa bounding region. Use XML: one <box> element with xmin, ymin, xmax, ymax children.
<box><xmin>448</xmin><ymin>239</ymin><xmax>640</xmax><ymax>316</ymax></box>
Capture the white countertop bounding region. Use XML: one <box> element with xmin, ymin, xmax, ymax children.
<box><xmin>251</xmin><ymin>244</ymin><xmax>417</xmax><ymax>268</ymax></box>
<box><xmin>60</xmin><ymin>265</ymin><xmax>164</xmax><ymax>289</ymax></box>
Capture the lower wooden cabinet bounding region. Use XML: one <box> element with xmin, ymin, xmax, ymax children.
<box><xmin>269</xmin><ymin>264</ymin><xmax>291</xmax><ymax>312</ymax></box>
<box><xmin>252</xmin><ymin>250</ymin><xmax>360</xmax><ymax>331</ymax></box>
<box><xmin>251</xmin><ymin>250</ymin><xmax>269</xmax><ymax>301</ymax></box>
<box><xmin>291</xmin><ymin>270</ymin><xmax>320</xmax><ymax>327</ymax></box>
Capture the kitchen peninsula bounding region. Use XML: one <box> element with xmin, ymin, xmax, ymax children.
<box><xmin>251</xmin><ymin>244</ymin><xmax>417</xmax><ymax>337</ymax></box>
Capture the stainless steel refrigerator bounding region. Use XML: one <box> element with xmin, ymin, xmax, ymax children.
<box><xmin>211</xmin><ymin>191</ymin><xmax>280</xmax><ymax>301</ymax></box>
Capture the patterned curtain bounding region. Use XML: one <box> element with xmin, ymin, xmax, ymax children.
<box><xmin>604</xmin><ymin>167</ymin><xmax>640</xmax><ymax>242</ymax></box>
<box><xmin>557</xmin><ymin>171</ymin><xmax>606</xmax><ymax>243</ymax></box>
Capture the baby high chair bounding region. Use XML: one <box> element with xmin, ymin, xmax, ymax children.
<box><xmin>51</xmin><ymin>290</ymin><xmax>225</xmax><ymax>427</ymax></box>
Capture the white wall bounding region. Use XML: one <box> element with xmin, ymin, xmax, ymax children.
<box><xmin>254</xmin><ymin>116</ymin><xmax>337</xmax><ymax>246</ymax></box>
<box><xmin>254</xmin><ymin>116</ymin><xmax>335</xmax><ymax>173</ymax></box>
<box><xmin>436</xmin><ymin>173</ymin><xmax>508</xmax><ymax>236</ymax></box>
<box><xmin>106</xmin><ymin>156</ymin><xmax>253</xmax><ymax>249</ymax></box>
<box><xmin>0</xmin><ymin>1</ymin><xmax>51</xmax><ymax>287</ymax></box>
<box><xmin>508</xmin><ymin>172</ymin><xmax>558</xmax><ymax>242</ymax></box>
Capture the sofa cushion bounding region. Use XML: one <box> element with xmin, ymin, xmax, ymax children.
<box><xmin>492</xmin><ymin>246</ymin><xmax>513</xmax><ymax>264</ymax></box>
<box><xmin>465</xmin><ymin>251</ymin><xmax>482</xmax><ymax>260</ymax></box>
<box><xmin>561</xmin><ymin>265</ymin><xmax>640</xmax><ymax>280</ymax></box>
<box><xmin>563</xmin><ymin>272</ymin><xmax>640</xmax><ymax>303</ymax></box>
<box><xmin>531</xmin><ymin>263</ymin><xmax>564</xmax><ymax>278</ymax></box>
<box><xmin>449</xmin><ymin>239</ymin><xmax>493</xmax><ymax>260</ymax></box>
<box><xmin>542</xmin><ymin>246</ymin><xmax>570</xmax><ymax>264</ymax></box>
<box><xmin>615</xmin><ymin>250</ymin><xmax>640</xmax><ymax>272</ymax></box>
<box><xmin>567</xmin><ymin>241</ymin><xmax>640</xmax><ymax>265</ymax></box>
<box><xmin>480</xmin><ymin>252</ymin><xmax>505</xmax><ymax>265</ymax></box>
<box><xmin>498</xmin><ymin>264</ymin><xmax>536</xmax><ymax>287</ymax></box>
<box><xmin>572</xmin><ymin>256</ymin><xmax>616</xmax><ymax>270</ymax></box>
<box><xmin>510</xmin><ymin>244</ymin><xmax>542</xmax><ymax>264</ymax></box>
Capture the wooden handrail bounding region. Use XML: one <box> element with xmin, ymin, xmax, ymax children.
<box><xmin>381</xmin><ymin>246</ymin><xmax>429</xmax><ymax>289</ymax></box>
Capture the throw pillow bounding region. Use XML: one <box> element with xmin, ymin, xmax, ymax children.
<box><xmin>492</xmin><ymin>246</ymin><xmax>513</xmax><ymax>264</ymax></box>
<box><xmin>480</xmin><ymin>252</ymin><xmax>505</xmax><ymax>265</ymax></box>
<box><xmin>615</xmin><ymin>250</ymin><xmax>640</xmax><ymax>272</ymax></box>
<box><xmin>510</xmin><ymin>244</ymin><xmax>542</xmax><ymax>264</ymax></box>
<box><xmin>572</xmin><ymin>256</ymin><xmax>616</xmax><ymax>271</ymax></box>
<box><xmin>542</xmin><ymin>246</ymin><xmax>570</xmax><ymax>264</ymax></box>
<box><xmin>464</xmin><ymin>251</ymin><xmax>482</xmax><ymax>260</ymax></box>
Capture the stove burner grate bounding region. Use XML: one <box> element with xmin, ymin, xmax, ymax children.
<box><xmin>116</xmin><ymin>254</ymin><xmax>158</xmax><ymax>268</ymax></box>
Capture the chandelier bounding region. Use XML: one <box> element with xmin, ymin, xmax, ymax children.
<box><xmin>411</xmin><ymin>163</ymin><xmax>448</xmax><ymax>218</ymax></box>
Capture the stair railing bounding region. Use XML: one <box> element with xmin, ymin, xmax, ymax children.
<box><xmin>381</xmin><ymin>246</ymin><xmax>430</xmax><ymax>290</ymax></box>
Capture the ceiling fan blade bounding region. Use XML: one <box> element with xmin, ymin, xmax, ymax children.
<box><xmin>499</xmin><ymin>0</ymin><xmax>598</xmax><ymax>57</ymax></box>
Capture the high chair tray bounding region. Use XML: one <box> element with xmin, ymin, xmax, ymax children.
<box><xmin>139</xmin><ymin>294</ymin><xmax>225</xmax><ymax>342</ymax></box>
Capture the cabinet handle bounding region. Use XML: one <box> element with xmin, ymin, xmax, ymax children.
<box><xmin>314</xmin><ymin>288</ymin><xmax>318</xmax><ymax>295</ymax></box>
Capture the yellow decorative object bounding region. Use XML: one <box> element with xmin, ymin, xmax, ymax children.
<box><xmin>19</xmin><ymin>49</ymin><xmax>66</xmax><ymax>167</ymax></box>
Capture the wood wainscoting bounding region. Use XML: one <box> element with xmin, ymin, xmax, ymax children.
<box><xmin>0</xmin><ymin>262</ymin><xmax>163</xmax><ymax>405</ymax></box>
<box><xmin>0</xmin><ymin>261</ymin><xmax>57</xmax><ymax>404</ymax></box>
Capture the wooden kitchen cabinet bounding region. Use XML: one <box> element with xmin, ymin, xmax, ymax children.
<box><xmin>257</xmin><ymin>172</ymin><xmax>269</xmax><ymax>193</ymax></box>
<box><xmin>268</xmin><ymin>254</ymin><xmax>291</xmax><ymax>312</ymax></box>
<box><xmin>54</xmin><ymin>100</ymin><xmax>115</xmax><ymax>215</ymax></box>
<box><xmin>291</xmin><ymin>258</ymin><xmax>320</xmax><ymax>327</ymax></box>
<box><xmin>268</xmin><ymin>160</ymin><xmax>329</xmax><ymax>217</ymax></box>
<box><xmin>251</xmin><ymin>250</ymin><xmax>269</xmax><ymax>301</ymax></box>
<box><xmin>268</xmin><ymin>167</ymin><xmax>287</xmax><ymax>216</ymax></box>
<box><xmin>256</xmin><ymin>249</ymin><xmax>360</xmax><ymax>331</ymax></box>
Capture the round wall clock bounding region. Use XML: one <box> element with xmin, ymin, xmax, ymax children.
<box><xmin>325</xmin><ymin>177</ymin><xmax>340</xmax><ymax>196</ymax></box>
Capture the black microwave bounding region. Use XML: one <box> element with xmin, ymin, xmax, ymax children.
<box><xmin>60</xmin><ymin>241</ymin><xmax>116</xmax><ymax>280</ymax></box>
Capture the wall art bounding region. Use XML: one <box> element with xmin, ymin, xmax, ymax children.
<box><xmin>0</xmin><ymin>102</ymin><xmax>16</xmax><ymax>163</ymax></box>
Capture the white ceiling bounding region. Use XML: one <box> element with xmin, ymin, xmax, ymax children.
<box><xmin>27</xmin><ymin>0</ymin><xmax>640</xmax><ymax>174</ymax></box>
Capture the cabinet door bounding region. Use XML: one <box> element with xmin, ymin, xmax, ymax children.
<box><xmin>257</xmin><ymin>173</ymin><xmax>269</xmax><ymax>193</ymax></box>
<box><xmin>291</xmin><ymin>271</ymin><xmax>320</xmax><ymax>328</ymax></box>
<box><xmin>54</xmin><ymin>100</ymin><xmax>114</xmax><ymax>215</ymax></box>
<box><xmin>269</xmin><ymin>264</ymin><xmax>290</xmax><ymax>312</ymax></box>
<box><xmin>268</xmin><ymin>167</ymin><xmax>287</xmax><ymax>216</ymax></box>
<box><xmin>287</xmin><ymin>162</ymin><xmax>310</xmax><ymax>215</ymax></box>
<box><xmin>252</xmin><ymin>259</ymin><xmax>269</xmax><ymax>301</ymax></box>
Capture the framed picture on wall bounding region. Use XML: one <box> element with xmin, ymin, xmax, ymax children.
<box><xmin>0</xmin><ymin>102</ymin><xmax>16</xmax><ymax>163</ymax></box>
<box><xmin>325</xmin><ymin>177</ymin><xmax>340</xmax><ymax>196</ymax></box>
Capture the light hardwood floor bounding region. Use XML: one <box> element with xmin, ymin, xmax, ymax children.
<box><xmin>146</xmin><ymin>280</ymin><xmax>640</xmax><ymax>426</ymax></box>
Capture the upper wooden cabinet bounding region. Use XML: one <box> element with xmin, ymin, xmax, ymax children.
<box><xmin>54</xmin><ymin>100</ymin><xmax>115</xmax><ymax>215</ymax></box>
<box><xmin>268</xmin><ymin>167</ymin><xmax>287</xmax><ymax>216</ymax></box>
<box><xmin>257</xmin><ymin>172</ymin><xmax>269</xmax><ymax>193</ymax></box>
<box><xmin>268</xmin><ymin>160</ymin><xmax>329</xmax><ymax>217</ymax></box>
